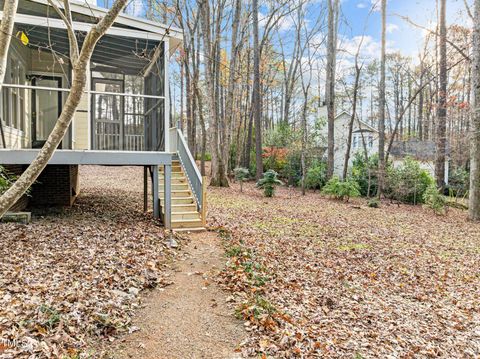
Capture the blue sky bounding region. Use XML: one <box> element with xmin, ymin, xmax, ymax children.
<box><xmin>338</xmin><ymin>0</ymin><xmax>470</xmax><ymax>58</ymax></box>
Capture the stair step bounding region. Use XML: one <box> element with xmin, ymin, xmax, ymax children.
<box><xmin>160</xmin><ymin>183</ymin><xmax>189</xmax><ymax>190</ymax></box>
<box><xmin>159</xmin><ymin>173</ymin><xmax>185</xmax><ymax>179</ymax></box>
<box><xmin>161</xmin><ymin>197</ymin><xmax>194</xmax><ymax>204</ymax></box>
<box><xmin>171</xmin><ymin>204</ymin><xmax>197</xmax><ymax>211</ymax></box>
<box><xmin>171</xmin><ymin>211</ymin><xmax>201</xmax><ymax>220</ymax></box>
<box><xmin>171</xmin><ymin>218</ymin><xmax>203</xmax><ymax>229</ymax></box>
<box><xmin>159</xmin><ymin>168</ymin><xmax>183</xmax><ymax>173</ymax></box>
<box><xmin>160</xmin><ymin>189</ymin><xmax>191</xmax><ymax>197</ymax></box>
<box><xmin>172</xmin><ymin>227</ymin><xmax>206</xmax><ymax>233</ymax></box>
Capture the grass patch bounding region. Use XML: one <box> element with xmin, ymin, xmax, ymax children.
<box><xmin>337</xmin><ymin>243</ymin><xmax>370</xmax><ymax>251</ymax></box>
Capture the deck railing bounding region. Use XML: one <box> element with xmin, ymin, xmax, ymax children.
<box><xmin>171</xmin><ymin>127</ymin><xmax>204</xmax><ymax>214</ymax></box>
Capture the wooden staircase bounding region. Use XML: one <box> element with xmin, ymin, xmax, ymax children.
<box><xmin>159</xmin><ymin>160</ymin><xmax>205</xmax><ymax>231</ymax></box>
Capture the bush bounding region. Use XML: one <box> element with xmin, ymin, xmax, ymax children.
<box><xmin>280</xmin><ymin>150</ymin><xmax>302</xmax><ymax>186</ymax></box>
<box><xmin>351</xmin><ymin>153</ymin><xmax>379</xmax><ymax>197</ymax></box>
<box><xmin>0</xmin><ymin>166</ymin><xmax>15</xmax><ymax>195</ymax></box>
<box><xmin>256</xmin><ymin>170</ymin><xmax>283</xmax><ymax>197</ymax></box>
<box><xmin>322</xmin><ymin>177</ymin><xmax>361</xmax><ymax>202</ymax></box>
<box><xmin>304</xmin><ymin>161</ymin><xmax>327</xmax><ymax>191</ymax></box>
<box><xmin>367</xmin><ymin>198</ymin><xmax>380</xmax><ymax>208</ymax></box>
<box><xmin>385</xmin><ymin>157</ymin><xmax>433</xmax><ymax>204</ymax></box>
<box><xmin>262</xmin><ymin>147</ymin><xmax>288</xmax><ymax>174</ymax></box>
<box><xmin>448</xmin><ymin>167</ymin><xmax>469</xmax><ymax>197</ymax></box>
<box><xmin>423</xmin><ymin>184</ymin><xmax>447</xmax><ymax>215</ymax></box>
<box><xmin>234</xmin><ymin>167</ymin><xmax>250</xmax><ymax>192</ymax></box>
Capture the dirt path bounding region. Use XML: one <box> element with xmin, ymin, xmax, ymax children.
<box><xmin>111</xmin><ymin>231</ymin><xmax>244</xmax><ymax>359</ymax></box>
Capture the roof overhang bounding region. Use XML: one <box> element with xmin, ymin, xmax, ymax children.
<box><xmin>1</xmin><ymin>0</ymin><xmax>183</xmax><ymax>55</ymax></box>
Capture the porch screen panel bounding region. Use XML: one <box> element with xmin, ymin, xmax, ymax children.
<box><xmin>144</xmin><ymin>43</ymin><xmax>165</xmax><ymax>152</ymax></box>
<box><xmin>93</xmin><ymin>80</ymin><xmax>123</xmax><ymax>150</ymax></box>
<box><xmin>124</xmin><ymin>75</ymin><xmax>144</xmax><ymax>151</ymax></box>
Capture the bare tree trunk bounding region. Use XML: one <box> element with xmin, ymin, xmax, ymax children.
<box><xmin>469</xmin><ymin>0</ymin><xmax>480</xmax><ymax>220</ymax></box>
<box><xmin>0</xmin><ymin>0</ymin><xmax>18</xmax><ymax>90</ymax></box>
<box><xmin>0</xmin><ymin>0</ymin><xmax>128</xmax><ymax>216</ymax></box>
<box><xmin>435</xmin><ymin>0</ymin><xmax>447</xmax><ymax>189</ymax></box>
<box><xmin>224</xmin><ymin>0</ymin><xmax>242</xmax><ymax>173</ymax></box>
<box><xmin>252</xmin><ymin>0</ymin><xmax>263</xmax><ymax>180</ymax></box>
<box><xmin>377</xmin><ymin>0</ymin><xmax>387</xmax><ymax>199</ymax></box>
<box><xmin>418</xmin><ymin>61</ymin><xmax>424</xmax><ymax>140</ymax></box>
<box><xmin>326</xmin><ymin>0</ymin><xmax>339</xmax><ymax>179</ymax></box>
<box><xmin>199</xmin><ymin>0</ymin><xmax>229</xmax><ymax>186</ymax></box>
<box><xmin>343</xmin><ymin>54</ymin><xmax>362</xmax><ymax>180</ymax></box>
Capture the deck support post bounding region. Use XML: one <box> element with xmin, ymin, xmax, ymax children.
<box><xmin>143</xmin><ymin>166</ymin><xmax>148</xmax><ymax>212</ymax></box>
<box><xmin>153</xmin><ymin>165</ymin><xmax>159</xmax><ymax>219</ymax></box>
<box><xmin>163</xmin><ymin>164</ymin><xmax>172</xmax><ymax>229</ymax></box>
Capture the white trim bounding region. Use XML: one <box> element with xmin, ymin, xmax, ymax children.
<box><xmin>1</xmin><ymin>11</ymin><xmax>170</xmax><ymax>42</ymax></box>
<box><xmin>164</xmin><ymin>41</ymin><xmax>170</xmax><ymax>152</ymax></box>
<box><xmin>29</xmin><ymin>0</ymin><xmax>183</xmax><ymax>40</ymax></box>
<box><xmin>2</xmin><ymin>83</ymin><xmax>165</xmax><ymax>99</ymax></box>
<box><xmin>86</xmin><ymin>62</ymin><xmax>91</xmax><ymax>150</ymax></box>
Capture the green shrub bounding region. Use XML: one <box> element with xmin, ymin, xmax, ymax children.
<box><xmin>423</xmin><ymin>184</ymin><xmax>447</xmax><ymax>215</ymax></box>
<box><xmin>280</xmin><ymin>150</ymin><xmax>302</xmax><ymax>186</ymax></box>
<box><xmin>385</xmin><ymin>157</ymin><xmax>433</xmax><ymax>204</ymax></box>
<box><xmin>256</xmin><ymin>170</ymin><xmax>283</xmax><ymax>197</ymax></box>
<box><xmin>367</xmin><ymin>198</ymin><xmax>380</xmax><ymax>208</ymax></box>
<box><xmin>304</xmin><ymin>160</ymin><xmax>327</xmax><ymax>191</ymax></box>
<box><xmin>448</xmin><ymin>167</ymin><xmax>469</xmax><ymax>197</ymax></box>
<box><xmin>234</xmin><ymin>167</ymin><xmax>250</xmax><ymax>192</ymax></box>
<box><xmin>195</xmin><ymin>152</ymin><xmax>211</xmax><ymax>161</ymax></box>
<box><xmin>0</xmin><ymin>166</ymin><xmax>15</xmax><ymax>195</ymax></box>
<box><xmin>322</xmin><ymin>177</ymin><xmax>361</xmax><ymax>202</ymax></box>
<box><xmin>351</xmin><ymin>153</ymin><xmax>379</xmax><ymax>197</ymax></box>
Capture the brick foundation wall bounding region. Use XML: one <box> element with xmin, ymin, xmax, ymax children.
<box><xmin>30</xmin><ymin>165</ymin><xmax>79</xmax><ymax>206</ymax></box>
<box><xmin>3</xmin><ymin>165</ymin><xmax>29</xmax><ymax>212</ymax></box>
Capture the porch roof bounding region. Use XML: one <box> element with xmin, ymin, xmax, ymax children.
<box><xmin>7</xmin><ymin>0</ymin><xmax>182</xmax><ymax>52</ymax></box>
<box><xmin>15</xmin><ymin>23</ymin><xmax>161</xmax><ymax>75</ymax></box>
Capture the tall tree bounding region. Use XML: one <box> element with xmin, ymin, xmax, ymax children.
<box><xmin>199</xmin><ymin>0</ymin><xmax>229</xmax><ymax>186</ymax></box>
<box><xmin>435</xmin><ymin>0</ymin><xmax>447</xmax><ymax>188</ymax></box>
<box><xmin>469</xmin><ymin>0</ymin><xmax>480</xmax><ymax>220</ymax></box>
<box><xmin>0</xmin><ymin>0</ymin><xmax>18</xmax><ymax>91</ymax></box>
<box><xmin>325</xmin><ymin>0</ymin><xmax>339</xmax><ymax>179</ymax></box>
<box><xmin>252</xmin><ymin>0</ymin><xmax>263</xmax><ymax>180</ymax></box>
<box><xmin>377</xmin><ymin>0</ymin><xmax>387</xmax><ymax>198</ymax></box>
<box><xmin>0</xmin><ymin>0</ymin><xmax>129</xmax><ymax>216</ymax></box>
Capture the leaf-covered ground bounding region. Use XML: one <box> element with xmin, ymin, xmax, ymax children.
<box><xmin>210</xmin><ymin>182</ymin><xmax>480</xmax><ymax>358</ymax></box>
<box><xmin>0</xmin><ymin>166</ymin><xmax>174</xmax><ymax>358</ymax></box>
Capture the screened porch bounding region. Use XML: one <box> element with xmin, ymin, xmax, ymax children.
<box><xmin>0</xmin><ymin>4</ymin><xmax>171</xmax><ymax>153</ymax></box>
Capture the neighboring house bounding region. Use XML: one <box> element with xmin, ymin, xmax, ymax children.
<box><xmin>0</xmin><ymin>0</ymin><xmax>205</xmax><ymax>230</ymax></box>
<box><xmin>320</xmin><ymin>111</ymin><xmax>379</xmax><ymax>178</ymax></box>
<box><xmin>390</xmin><ymin>140</ymin><xmax>449</xmax><ymax>184</ymax></box>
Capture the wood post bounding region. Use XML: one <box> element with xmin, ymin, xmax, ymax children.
<box><xmin>201</xmin><ymin>176</ymin><xmax>207</xmax><ymax>227</ymax></box>
<box><xmin>153</xmin><ymin>165</ymin><xmax>159</xmax><ymax>219</ymax></box>
<box><xmin>163</xmin><ymin>164</ymin><xmax>172</xmax><ymax>229</ymax></box>
<box><xmin>143</xmin><ymin>166</ymin><xmax>148</xmax><ymax>212</ymax></box>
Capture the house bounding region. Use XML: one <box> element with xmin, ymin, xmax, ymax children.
<box><xmin>320</xmin><ymin>111</ymin><xmax>379</xmax><ymax>178</ymax></box>
<box><xmin>0</xmin><ymin>0</ymin><xmax>205</xmax><ymax>231</ymax></box>
<box><xmin>390</xmin><ymin>140</ymin><xmax>449</xmax><ymax>184</ymax></box>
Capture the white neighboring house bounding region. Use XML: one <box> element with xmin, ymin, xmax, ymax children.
<box><xmin>320</xmin><ymin>111</ymin><xmax>379</xmax><ymax>178</ymax></box>
<box><xmin>390</xmin><ymin>140</ymin><xmax>449</xmax><ymax>184</ymax></box>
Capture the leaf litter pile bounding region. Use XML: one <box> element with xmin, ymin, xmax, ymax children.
<box><xmin>210</xmin><ymin>182</ymin><xmax>480</xmax><ymax>358</ymax></box>
<box><xmin>0</xmin><ymin>166</ymin><xmax>175</xmax><ymax>358</ymax></box>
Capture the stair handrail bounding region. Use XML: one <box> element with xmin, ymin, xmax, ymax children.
<box><xmin>175</xmin><ymin>129</ymin><xmax>203</xmax><ymax>212</ymax></box>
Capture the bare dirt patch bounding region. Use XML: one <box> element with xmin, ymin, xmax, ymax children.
<box><xmin>109</xmin><ymin>231</ymin><xmax>244</xmax><ymax>359</ymax></box>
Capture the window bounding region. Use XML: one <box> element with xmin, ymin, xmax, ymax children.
<box><xmin>368</xmin><ymin>135</ymin><xmax>373</xmax><ymax>148</ymax></box>
<box><xmin>353</xmin><ymin>134</ymin><xmax>358</xmax><ymax>149</ymax></box>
